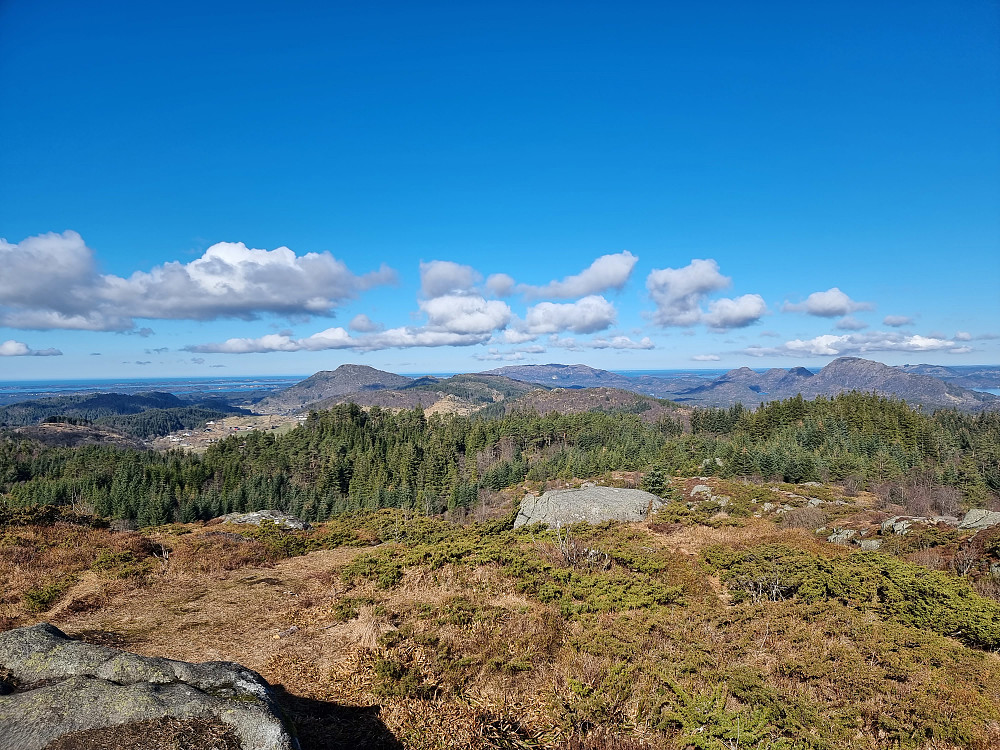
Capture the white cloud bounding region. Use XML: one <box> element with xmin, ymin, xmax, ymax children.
<box><xmin>955</xmin><ymin>331</ymin><xmax>972</xmax><ymax>341</ymax></box>
<box><xmin>486</xmin><ymin>273</ymin><xmax>516</xmax><ymax>297</ymax></box>
<box><xmin>835</xmin><ymin>315</ymin><xmax>869</xmax><ymax>331</ymax></box>
<box><xmin>692</xmin><ymin>354</ymin><xmax>721</xmax><ymax>361</ymax></box>
<box><xmin>743</xmin><ymin>331</ymin><xmax>968</xmax><ymax>358</ymax></box>
<box><xmin>474</xmin><ymin>348</ymin><xmax>527</xmax><ymax>362</ymax></box>
<box><xmin>0</xmin><ymin>232</ymin><xmax>397</xmax><ymax>332</ymax></box>
<box><xmin>349</xmin><ymin>314</ymin><xmax>383</xmax><ymax>332</ymax></box>
<box><xmin>589</xmin><ymin>335</ymin><xmax>654</xmax><ymax>350</ymax></box>
<box><xmin>299</xmin><ymin>327</ymin><xmax>355</xmax><ymax>351</ymax></box>
<box><xmin>520</xmin><ymin>251</ymin><xmax>638</xmax><ymax>299</ymax></box>
<box><xmin>419</xmin><ymin>260</ymin><xmax>480</xmax><ymax>298</ymax></box>
<box><xmin>949</xmin><ymin>346</ymin><xmax>974</xmax><ymax>354</ymax></box>
<box><xmin>501</xmin><ymin>329</ymin><xmax>541</xmax><ymax>344</ymax></box>
<box><xmin>646</xmin><ymin>259</ymin><xmax>731</xmax><ymax>327</ymax></box>
<box><xmin>0</xmin><ymin>339</ymin><xmax>61</xmax><ymax>356</ymax></box>
<box><xmin>784</xmin><ymin>287</ymin><xmax>874</xmax><ymax>317</ymax></box>
<box><xmin>360</xmin><ymin>328</ymin><xmax>491</xmax><ymax>349</ymax></box>
<box><xmin>883</xmin><ymin>315</ymin><xmax>914</xmax><ymax>327</ymax></box>
<box><xmin>105</xmin><ymin>241</ymin><xmax>396</xmax><ymax>321</ymax></box>
<box><xmin>703</xmin><ymin>294</ymin><xmax>767</xmax><ymax>329</ymax></box>
<box><xmin>188</xmin><ymin>334</ymin><xmax>305</xmax><ymax>354</ymax></box>
<box><xmin>419</xmin><ymin>295</ymin><xmax>512</xmax><ymax>334</ymax></box>
<box><xmin>547</xmin><ymin>335</ymin><xmax>582</xmax><ymax>350</ymax></box>
<box><xmin>524</xmin><ymin>295</ymin><xmax>616</xmax><ymax>334</ymax></box>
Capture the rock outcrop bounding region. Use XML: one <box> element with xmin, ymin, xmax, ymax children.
<box><xmin>514</xmin><ymin>485</ymin><xmax>663</xmax><ymax>528</ymax></box>
<box><xmin>958</xmin><ymin>509</ymin><xmax>1000</xmax><ymax>531</ymax></box>
<box><xmin>217</xmin><ymin>509</ymin><xmax>310</xmax><ymax>530</ymax></box>
<box><xmin>0</xmin><ymin>623</ymin><xmax>297</xmax><ymax>750</ymax></box>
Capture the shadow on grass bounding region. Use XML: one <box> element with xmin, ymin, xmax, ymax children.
<box><xmin>272</xmin><ymin>686</ymin><xmax>403</xmax><ymax>750</ymax></box>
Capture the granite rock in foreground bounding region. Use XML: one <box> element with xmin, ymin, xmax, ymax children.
<box><xmin>0</xmin><ymin>623</ymin><xmax>297</xmax><ymax>750</ymax></box>
<box><xmin>515</xmin><ymin>485</ymin><xmax>663</xmax><ymax>528</ymax></box>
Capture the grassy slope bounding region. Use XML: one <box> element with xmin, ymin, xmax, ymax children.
<box><xmin>2</xmin><ymin>481</ymin><xmax>1000</xmax><ymax>750</ymax></box>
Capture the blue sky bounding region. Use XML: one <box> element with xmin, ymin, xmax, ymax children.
<box><xmin>1</xmin><ymin>0</ymin><xmax>998</xmax><ymax>379</ymax></box>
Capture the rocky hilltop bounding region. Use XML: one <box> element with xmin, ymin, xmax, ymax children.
<box><xmin>254</xmin><ymin>364</ymin><xmax>412</xmax><ymax>414</ymax></box>
<box><xmin>486</xmin><ymin>358</ymin><xmax>998</xmax><ymax>412</ymax></box>
<box><xmin>675</xmin><ymin>357</ymin><xmax>998</xmax><ymax>411</ymax></box>
<box><xmin>246</xmin><ymin>357</ymin><xmax>999</xmax><ymax>417</ymax></box>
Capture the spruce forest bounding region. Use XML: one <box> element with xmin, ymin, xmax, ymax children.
<box><xmin>1</xmin><ymin>392</ymin><xmax>997</xmax><ymax>527</ymax></box>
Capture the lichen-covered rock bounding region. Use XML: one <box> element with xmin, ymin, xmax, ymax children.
<box><xmin>514</xmin><ymin>486</ymin><xmax>663</xmax><ymax>528</ymax></box>
<box><xmin>958</xmin><ymin>509</ymin><xmax>1000</xmax><ymax>531</ymax></box>
<box><xmin>827</xmin><ymin>528</ymin><xmax>857</xmax><ymax>545</ymax></box>
<box><xmin>0</xmin><ymin>623</ymin><xmax>297</xmax><ymax>750</ymax></box>
<box><xmin>217</xmin><ymin>510</ymin><xmax>309</xmax><ymax>530</ymax></box>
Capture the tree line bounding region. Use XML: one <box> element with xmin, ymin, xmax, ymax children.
<box><xmin>0</xmin><ymin>392</ymin><xmax>997</xmax><ymax>526</ymax></box>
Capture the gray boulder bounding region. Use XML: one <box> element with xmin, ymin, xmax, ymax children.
<box><xmin>827</xmin><ymin>528</ymin><xmax>857</xmax><ymax>545</ymax></box>
<box><xmin>0</xmin><ymin>623</ymin><xmax>297</xmax><ymax>750</ymax></box>
<box><xmin>218</xmin><ymin>509</ymin><xmax>310</xmax><ymax>530</ymax></box>
<box><xmin>514</xmin><ymin>486</ymin><xmax>663</xmax><ymax>528</ymax></box>
<box><xmin>958</xmin><ymin>509</ymin><xmax>1000</xmax><ymax>531</ymax></box>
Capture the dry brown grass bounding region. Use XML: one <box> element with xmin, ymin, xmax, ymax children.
<box><xmin>4</xmin><ymin>514</ymin><xmax>1000</xmax><ymax>750</ymax></box>
<box><xmin>0</xmin><ymin>523</ymin><xmax>157</xmax><ymax>628</ymax></box>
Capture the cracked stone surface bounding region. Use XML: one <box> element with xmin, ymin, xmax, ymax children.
<box><xmin>514</xmin><ymin>486</ymin><xmax>663</xmax><ymax>528</ymax></box>
<box><xmin>0</xmin><ymin>623</ymin><xmax>297</xmax><ymax>750</ymax></box>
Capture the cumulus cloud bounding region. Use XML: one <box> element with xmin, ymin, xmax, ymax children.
<box><xmin>692</xmin><ymin>354</ymin><xmax>721</xmax><ymax>361</ymax></box>
<box><xmin>520</xmin><ymin>252</ymin><xmax>638</xmax><ymax>299</ymax></box>
<box><xmin>419</xmin><ymin>295</ymin><xmax>512</xmax><ymax>334</ymax></box>
<box><xmin>105</xmin><ymin>241</ymin><xmax>396</xmax><ymax>321</ymax></box>
<box><xmin>349</xmin><ymin>314</ymin><xmax>383</xmax><ymax>332</ymax></box>
<box><xmin>955</xmin><ymin>331</ymin><xmax>972</xmax><ymax>341</ymax></box>
<box><xmin>703</xmin><ymin>294</ymin><xmax>768</xmax><ymax>329</ymax></box>
<box><xmin>486</xmin><ymin>273</ymin><xmax>516</xmax><ymax>297</ymax></box>
<box><xmin>0</xmin><ymin>339</ymin><xmax>62</xmax><ymax>356</ymax></box>
<box><xmin>646</xmin><ymin>259</ymin><xmax>731</xmax><ymax>327</ymax></box>
<box><xmin>835</xmin><ymin>316</ymin><xmax>869</xmax><ymax>331</ymax></box>
<box><xmin>523</xmin><ymin>296</ymin><xmax>616</xmax><ymax>334</ymax></box>
<box><xmin>883</xmin><ymin>315</ymin><xmax>914</xmax><ymax>327</ymax></box>
<box><xmin>500</xmin><ymin>329</ymin><xmax>542</xmax><ymax>344</ymax></box>
<box><xmin>419</xmin><ymin>260</ymin><xmax>480</xmax><ymax>298</ymax></box>
<box><xmin>188</xmin><ymin>334</ymin><xmax>304</xmax><ymax>354</ymax></box>
<box><xmin>188</xmin><ymin>324</ymin><xmax>495</xmax><ymax>355</ymax></box>
<box><xmin>474</xmin><ymin>348</ymin><xmax>527</xmax><ymax>362</ymax></box>
<box><xmin>589</xmin><ymin>335</ymin><xmax>654</xmax><ymax>350</ymax></box>
<box><xmin>0</xmin><ymin>232</ymin><xmax>397</xmax><ymax>332</ymax></box>
<box><xmin>743</xmin><ymin>332</ymin><xmax>969</xmax><ymax>358</ymax></box>
<box><xmin>783</xmin><ymin>287</ymin><xmax>874</xmax><ymax>317</ymax></box>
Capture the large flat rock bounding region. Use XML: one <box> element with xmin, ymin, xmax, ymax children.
<box><xmin>514</xmin><ymin>486</ymin><xmax>663</xmax><ymax>528</ymax></box>
<box><xmin>0</xmin><ymin>623</ymin><xmax>297</xmax><ymax>750</ymax></box>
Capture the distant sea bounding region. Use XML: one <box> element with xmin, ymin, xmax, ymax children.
<box><xmin>0</xmin><ymin>375</ymin><xmax>306</xmax><ymax>406</ymax></box>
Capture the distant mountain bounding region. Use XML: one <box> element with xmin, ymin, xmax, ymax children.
<box><xmin>254</xmin><ymin>364</ymin><xmax>412</xmax><ymax>414</ymax></box>
<box><xmin>480</xmin><ymin>363</ymin><xmax>708</xmax><ymax>398</ymax></box>
<box><xmin>254</xmin><ymin>357</ymin><xmax>998</xmax><ymax>417</ymax></box>
<box><xmin>481</xmin><ymin>363</ymin><xmax>637</xmax><ymax>389</ymax></box>
<box><xmin>310</xmin><ymin>374</ymin><xmax>542</xmax><ymax>415</ymax></box>
<box><xmin>503</xmin><ymin>387</ymin><xmax>683</xmax><ymax>424</ymax></box>
<box><xmin>672</xmin><ymin>357</ymin><xmax>999</xmax><ymax>411</ymax></box>
<box><xmin>898</xmin><ymin>363</ymin><xmax>1000</xmax><ymax>390</ymax></box>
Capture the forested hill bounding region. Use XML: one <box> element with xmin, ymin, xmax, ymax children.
<box><xmin>0</xmin><ymin>392</ymin><xmax>249</xmax><ymax>439</ymax></box>
<box><xmin>0</xmin><ymin>392</ymin><xmax>996</xmax><ymax>527</ymax></box>
<box><xmin>254</xmin><ymin>364</ymin><xmax>412</xmax><ymax>414</ymax></box>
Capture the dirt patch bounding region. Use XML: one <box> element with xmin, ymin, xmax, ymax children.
<box><xmin>43</xmin><ymin>717</ymin><xmax>242</xmax><ymax>750</ymax></box>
